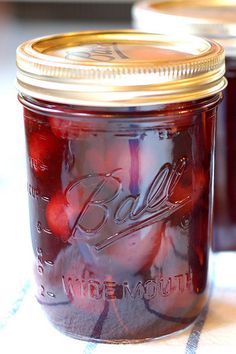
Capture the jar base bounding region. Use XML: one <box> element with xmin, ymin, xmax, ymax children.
<box><xmin>41</xmin><ymin>301</ymin><xmax>199</xmax><ymax>345</ymax></box>
<box><xmin>51</xmin><ymin>319</ymin><xmax>197</xmax><ymax>344</ymax></box>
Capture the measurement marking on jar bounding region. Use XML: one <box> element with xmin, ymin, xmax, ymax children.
<box><xmin>29</xmin><ymin>157</ymin><xmax>48</xmax><ymax>172</ymax></box>
<box><xmin>40</xmin><ymin>285</ymin><xmax>45</xmax><ymax>297</ymax></box>
<box><xmin>37</xmin><ymin>221</ymin><xmax>42</xmax><ymax>233</ymax></box>
<box><xmin>43</xmin><ymin>227</ymin><xmax>53</xmax><ymax>235</ymax></box>
<box><xmin>46</xmin><ymin>291</ymin><xmax>56</xmax><ymax>298</ymax></box>
<box><xmin>36</xmin><ymin>221</ymin><xmax>52</xmax><ymax>235</ymax></box>
<box><xmin>37</xmin><ymin>265</ymin><xmax>44</xmax><ymax>274</ymax></box>
<box><xmin>27</xmin><ymin>183</ymin><xmax>50</xmax><ymax>202</ymax></box>
<box><xmin>36</xmin><ymin>248</ymin><xmax>54</xmax><ymax>275</ymax></box>
<box><xmin>41</xmin><ymin>196</ymin><xmax>50</xmax><ymax>202</ymax></box>
<box><xmin>39</xmin><ymin>285</ymin><xmax>56</xmax><ymax>298</ymax></box>
<box><xmin>44</xmin><ymin>260</ymin><xmax>54</xmax><ymax>266</ymax></box>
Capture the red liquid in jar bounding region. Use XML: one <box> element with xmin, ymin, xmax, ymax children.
<box><xmin>214</xmin><ymin>58</ymin><xmax>236</xmax><ymax>250</ymax></box>
<box><xmin>23</xmin><ymin>98</ymin><xmax>216</xmax><ymax>342</ymax></box>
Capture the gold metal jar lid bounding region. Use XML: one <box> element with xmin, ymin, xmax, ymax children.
<box><xmin>133</xmin><ymin>0</ymin><xmax>236</xmax><ymax>57</ymax></box>
<box><xmin>16</xmin><ymin>30</ymin><xmax>226</xmax><ymax>107</ymax></box>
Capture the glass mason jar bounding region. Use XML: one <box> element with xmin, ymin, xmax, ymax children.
<box><xmin>132</xmin><ymin>0</ymin><xmax>236</xmax><ymax>251</ymax></box>
<box><xmin>16</xmin><ymin>31</ymin><xmax>226</xmax><ymax>342</ymax></box>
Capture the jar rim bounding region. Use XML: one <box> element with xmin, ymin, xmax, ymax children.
<box><xmin>16</xmin><ymin>30</ymin><xmax>226</xmax><ymax>107</ymax></box>
<box><xmin>19</xmin><ymin>92</ymin><xmax>222</xmax><ymax>116</ymax></box>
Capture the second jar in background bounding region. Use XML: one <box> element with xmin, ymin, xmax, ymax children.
<box><xmin>133</xmin><ymin>0</ymin><xmax>236</xmax><ymax>251</ymax></box>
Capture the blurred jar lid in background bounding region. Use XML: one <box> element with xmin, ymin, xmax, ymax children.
<box><xmin>132</xmin><ymin>0</ymin><xmax>236</xmax><ymax>57</ymax></box>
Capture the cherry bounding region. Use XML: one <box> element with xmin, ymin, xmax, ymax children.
<box><xmin>45</xmin><ymin>173</ymin><xmax>117</xmax><ymax>243</ymax></box>
<box><xmin>28</xmin><ymin>129</ymin><xmax>63</xmax><ymax>178</ymax></box>
<box><xmin>147</xmin><ymin>228</ymin><xmax>200</xmax><ymax>322</ymax></box>
<box><xmin>46</xmin><ymin>191</ymin><xmax>76</xmax><ymax>242</ymax></box>
<box><xmin>170</xmin><ymin>166</ymin><xmax>207</xmax><ymax>218</ymax></box>
<box><xmin>45</xmin><ymin>178</ymin><xmax>91</xmax><ymax>242</ymax></box>
<box><xmin>46</xmin><ymin>176</ymin><xmax>164</xmax><ymax>273</ymax></box>
<box><xmin>105</xmin><ymin>223</ymin><xmax>164</xmax><ymax>274</ymax></box>
<box><xmin>85</xmin><ymin>138</ymin><xmax>156</xmax><ymax>194</ymax></box>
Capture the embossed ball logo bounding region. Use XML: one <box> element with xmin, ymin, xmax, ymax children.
<box><xmin>65</xmin><ymin>43</ymin><xmax>129</xmax><ymax>62</ymax></box>
<box><xmin>61</xmin><ymin>157</ymin><xmax>190</xmax><ymax>250</ymax></box>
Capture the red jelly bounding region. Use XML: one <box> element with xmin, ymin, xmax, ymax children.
<box><xmin>132</xmin><ymin>0</ymin><xmax>236</xmax><ymax>251</ymax></box>
<box><xmin>17</xmin><ymin>31</ymin><xmax>226</xmax><ymax>342</ymax></box>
